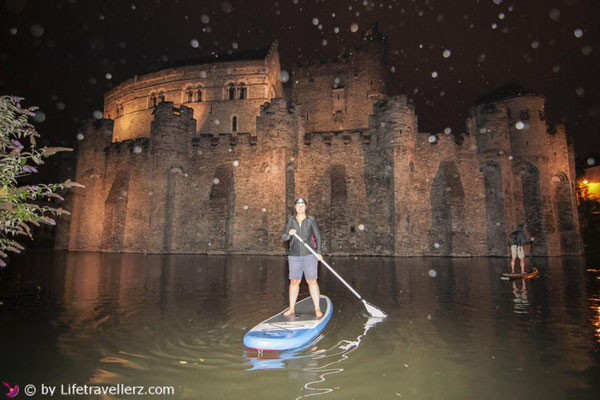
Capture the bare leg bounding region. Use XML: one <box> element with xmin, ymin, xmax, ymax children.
<box><xmin>306</xmin><ymin>279</ymin><xmax>323</xmax><ymax>318</ymax></box>
<box><xmin>520</xmin><ymin>258</ymin><xmax>526</xmax><ymax>274</ymax></box>
<box><xmin>284</xmin><ymin>280</ymin><xmax>301</xmax><ymax>316</ymax></box>
<box><xmin>510</xmin><ymin>258</ymin><xmax>516</xmax><ymax>274</ymax></box>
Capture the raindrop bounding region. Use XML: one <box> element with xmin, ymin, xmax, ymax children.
<box><xmin>582</xmin><ymin>45</ymin><xmax>592</xmax><ymax>55</ymax></box>
<box><xmin>213</xmin><ymin>178</ymin><xmax>220</xmax><ymax>184</ymax></box>
<box><xmin>431</xmin><ymin>71</ymin><xmax>438</xmax><ymax>78</ymax></box>
<box><xmin>133</xmin><ymin>145</ymin><xmax>142</xmax><ymax>154</ymax></box>
<box><xmin>243</xmin><ymin>205</ymin><xmax>249</xmax><ymax>210</ymax></box>
<box><xmin>55</xmin><ymin>101</ymin><xmax>65</xmax><ymax>111</ymax></box>
<box><xmin>190</xmin><ymin>39</ymin><xmax>199</xmax><ymax>48</ymax></box>
<box><xmin>508</xmin><ymin>155</ymin><xmax>514</xmax><ymax>160</ymax></box>
<box><xmin>232</xmin><ymin>42</ymin><xmax>238</xmax><ymax>49</ymax></box>
<box><xmin>149</xmin><ymin>191</ymin><xmax>154</xmax><ymax>196</ymax></box>
<box><xmin>390</xmin><ymin>66</ymin><xmax>396</xmax><ymax>73</ymax></box>
<box><xmin>312</xmin><ymin>17</ymin><xmax>319</xmax><ymax>25</ymax></box>
<box><xmin>334</xmin><ymin>27</ymin><xmax>340</xmax><ymax>33</ymax></box>
<box><xmin>428</xmin><ymin>269</ymin><xmax>437</xmax><ymax>278</ymax></box>
<box><xmin>214</xmin><ymin>119</ymin><xmax>220</xmax><ymax>125</ymax></box>
<box><xmin>491</xmin><ymin>23</ymin><xmax>498</xmax><ymax>29</ymax></box>
<box><xmin>498</xmin><ymin>12</ymin><xmax>505</xmax><ymax>19</ymax></box>
<box><xmin>201</xmin><ymin>14</ymin><xmax>210</xmax><ymax>24</ymax></box>
<box><xmin>200</xmin><ymin>71</ymin><xmax>207</xmax><ymax>78</ymax></box>
<box><xmin>30</xmin><ymin>24</ymin><xmax>44</xmax><ymax>37</ymax></box>
<box><xmin>444</xmin><ymin>127</ymin><xmax>452</xmax><ymax>134</ymax></box>
<box><xmin>433</xmin><ymin>242</ymin><xmax>440</xmax><ymax>249</ymax></box>
<box><xmin>233</xmin><ymin>160</ymin><xmax>239</xmax><ymax>166</ymax></box>
<box><xmin>587</xmin><ymin>157</ymin><xmax>595</xmax><ymax>166</ymax></box>
<box><xmin>549</xmin><ymin>9</ymin><xmax>560</xmax><ymax>21</ymax></box>
<box><xmin>531</xmin><ymin>41</ymin><xmax>539</xmax><ymax>49</ymax></box>
<box><xmin>321</xmin><ymin>39</ymin><xmax>328</xmax><ymax>46</ymax></box>
<box><xmin>221</xmin><ymin>1</ymin><xmax>234</xmax><ymax>13</ymax></box>
<box><xmin>515</xmin><ymin>121</ymin><xmax>525</xmax><ymax>130</ymax></box>
<box><xmin>428</xmin><ymin>135</ymin><xmax>437</xmax><ymax>143</ymax></box>
<box><xmin>262</xmin><ymin>208</ymin><xmax>267</xmax><ymax>212</ymax></box>
<box><xmin>576</xmin><ymin>87</ymin><xmax>585</xmax><ymax>97</ymax></box>
<box><xmin>552</xmin><ymin>65</ymin><xmax>561</xmax><ymax>73</ymax></box>
<box><xmin>121</xmin><ymin>190</ymin><xmax>128</xmax><ymax>197</ymax></box>
<box><xmin>76</xmin><ymin>133</ymin><xmax>84</xmax><ymax>141</ymax></box>
<box><xmin>93</xmin><ymin>110</ymin><xmax>103</xmax><ymax>119</ymax></box>
<box><xmin>350</xmin><ymin>23</ymin><xmax>359</xmax><ymax>32</ymax></box>
<box><xmin>442</xmin><ymin>49</ymin><xmax>451</xmax><ymax>58</ymax></box>
<box><xmin>9</xmin><ymin>27</ymin><xmax>17</xmax><ymax>35</ymax></box>
<box><xmin>131</xmin><ymin>4</ymin><xmax>136</xmax><ymax>10</ymax></box>
<box><xmin>574</xmin><ymin>28</ymin><xmax>583</xmax><ymax>38</ymax></box>
<box><xmin>280</xmin><ymin>70</ymin><xmax>290</xmax><ymax>83</ymax></box>
<box><xmin>105</xmin><ymin>73</ymin><xmax>112</xmax><ymax>80</ymax></box>
<box><xmin>358</xmin><ymin>224</ymin><xmax>365</xmax><ymax>231</ymax></box>
<box><xmin>493</xmin><ymin>0</ymin><xmax>503</xmax><ymax>4</ymax></box>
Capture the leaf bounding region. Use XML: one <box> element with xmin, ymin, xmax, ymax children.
<box><xmin>64</xmin><ymin>179</ymin><xmax>85</xmax><ymax>188</ymax></box>
<box><xmin>40</xmin><ymin>147</ymin><xmax>73</xmax><ymax>156</ymax></box>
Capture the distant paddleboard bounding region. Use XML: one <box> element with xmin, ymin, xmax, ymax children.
<box><xmin>501</xmin><ymin>267</ymin><xmax>539</xmax><ymax>280</ymax></box>
<box><xmin>243</xmin><ymin>295</ymin><xmax>332</xmax><ymax>351</ymax></box>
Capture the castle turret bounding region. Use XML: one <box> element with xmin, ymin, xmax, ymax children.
<box><xmin>366</xmin><ymin>95</ymin><xmax>418</xmax><ymax>255</ymax></box>
<box><xmin>504</xmin><ymin>95</ymin><xmax>548</xmax><ymax>158</ymax></box>
<box><xmin>66</xmin><ymin>119</ymin><xmax>114</xmax><ymax>251</ymax></box>
<box><xmin>470</xmin><ymin>102</ymin><xmax>515</xmax><ymax>255</ymax></box>
<box><xmin>256</xmin><ymin>98</ymin><xmax>300</xmax><ymax>151</ymax></box>
<box><xmin>150</xmin><ymin>102</ymin><xmax>196</xmax><ymax>154</ymax></box>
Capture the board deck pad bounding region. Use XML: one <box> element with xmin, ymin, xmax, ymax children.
<box><xmin>243</xmin><ymin>295</ymin><xmax>332</xmax><ymax>351</ymax></box>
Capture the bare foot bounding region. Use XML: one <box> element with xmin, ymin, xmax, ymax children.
<box><xmin>284</xmin><ymin>309</ymin><xmax>295</xmax><ymax>316</ymax></box>
<box><xmin>315</xmin><ymin>310</ymin><xmax>323</xmax><ymax>318</ymax></box>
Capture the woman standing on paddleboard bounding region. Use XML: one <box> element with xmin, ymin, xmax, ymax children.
<box><xmin>282</xmin><ymin>198</ymin><xmax>324</xmax><ymax>317</ymax></box>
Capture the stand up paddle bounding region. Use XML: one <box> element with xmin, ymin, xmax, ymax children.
<box><xmin>293</xmin><ymin>233</ymin><xmax>387</xmax><ymax>318</ymax></box>
<box><xmin>501</xmin><ymin>240</ymin><xmax>539</xmax><ymax>280</ymax></box>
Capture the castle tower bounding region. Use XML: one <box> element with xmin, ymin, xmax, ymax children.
<box><xmin>470</xmin><ymin>101</ymin><xmax>515</xmax><ymax>255</ymax></box>
<box><xmin>237</xmin><ymin>98</ymin><xmax>300</xmax><ymax>253</ymax></box>
<box><xmin>367</xmin><ymin>95</ymin><xmax>418</xmax><ymax>255</ymax></box>
<box><xmin>504</xmin><ymin>95</ymin><xmax>552</xmax><ymax>255</ymax></box>
<box><xmin>143</xmin><ymin>102</ymin><xmax>196</xmax><ymax>252</ymax></box>
<box><xmin>67</xmin><ymin>119</ymin><xmax>114</xmax><ymax>251</ymax></box>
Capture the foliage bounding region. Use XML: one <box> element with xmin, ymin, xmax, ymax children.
<box><xmin>0</xmin><ymin>95</ymin><xmax>82</xmax><ymax>267</ymax></box>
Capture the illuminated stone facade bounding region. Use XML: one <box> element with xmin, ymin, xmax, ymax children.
<box><xmin>56</xmin><ymin>37</ymin><xmax>583</xmax><ymax>256</ymax></box>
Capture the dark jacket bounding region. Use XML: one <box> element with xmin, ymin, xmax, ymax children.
<box><xmin>513</xmin><ymin>224</ymin><xmax>533</xmax><ymax>246</ymax></box>
<box><xmin>282</xmin><ymin>215</ymin><xmax>322</xmax><ymax>256</ymax></box>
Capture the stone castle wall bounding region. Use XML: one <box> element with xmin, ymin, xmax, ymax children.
<box><xmin>58</xmin><ymin>41</ymin><xmax>583</xmax><ymax>257</ymax></box>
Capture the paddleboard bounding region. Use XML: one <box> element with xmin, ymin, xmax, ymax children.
<box><xmin>501</xmin><ymin>267</ymin><xmax>539</xmax><ymax>280</ymax></box>
<box><xmin>243</xmin><ymin>295</ymin><xmax>332</xmax><ymax>351</ymax></box>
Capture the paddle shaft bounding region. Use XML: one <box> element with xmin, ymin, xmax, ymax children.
<box><xmin>292</xmin><ymin>233</ymin><xmax>365</xmax><ymax>301</ymax></box>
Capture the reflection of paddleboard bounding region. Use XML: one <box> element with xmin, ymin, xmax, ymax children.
<box><xmin>501</xmin><ymin>267</ymin><xmax>539</xmax><ymax>280</ymax></box>
<box><xmin>243</xmin><ymin>295</ymin><xmax>332</xmax><ymax>351</ymax></box>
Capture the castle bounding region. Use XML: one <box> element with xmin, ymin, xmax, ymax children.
<box><xmin>55</xmin><ymin>30</ymin><xmax>583</xmax><ymax>257</ymax></box>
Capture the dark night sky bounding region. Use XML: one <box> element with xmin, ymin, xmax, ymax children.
<box><xmin>1</xmin><ymin>0</ymin><xmax>599</xmax><ymax>164</ymax></box>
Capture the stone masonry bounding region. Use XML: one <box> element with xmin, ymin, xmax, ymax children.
<box><xmin>57</xmin><ymin>35</ymin><xmax>583</xmax><ymax>257</ymax></box>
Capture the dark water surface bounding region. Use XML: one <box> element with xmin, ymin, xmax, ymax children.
<box><xmin>1</xmin><ymin>251</ymin><xmax>599</xmax><ymax>399</ymax></box>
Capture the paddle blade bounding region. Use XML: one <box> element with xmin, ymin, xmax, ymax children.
<box><xmin>362</xmin><ymin>300</ymin><xmax>387</xmax><ymax>318</ymax></box>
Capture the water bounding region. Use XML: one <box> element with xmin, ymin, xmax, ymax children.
<box><xmin>1</xmin><ymin>251</ymin><xmax>599</xmax><ymax>399</ymax></box>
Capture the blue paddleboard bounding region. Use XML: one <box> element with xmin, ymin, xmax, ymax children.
<box><xmin>243</xmin><ymin>295</ymin><xmax>333</xmax><ymax>350</ymax></box>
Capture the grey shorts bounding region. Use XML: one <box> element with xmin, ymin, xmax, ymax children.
<box><xmin>288</xmin><ymin>255</ymin><xmax>318</xmax><ymax>280</ymax></box>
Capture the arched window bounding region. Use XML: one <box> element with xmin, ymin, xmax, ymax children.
<box><xmin>196</xmin><ymin>89</ymin><xmax>203</xmax><ymax>102</ymax></box>
<box><xmin>149</xmin><ymin>94</ymin><xmax>157</xmax><ymax>108</ymax></box>
<box><xmin>187</xmin><ymin>90</ymin><xmax>194</xmax><ymax>103</ymax></box>
<box><xmin>232</xmin><ymin>116</ymin><xmax>238</xmax><ymax>132</ymax></box>
<box><xmin>228</xmin><ymin>83</ymin><xmax>236</xmax><ymax>100</ymax></box>
<box><xmin>158</xmin><ymin>92</ymin><xmax>165</xmax><ymax>103</ymax></box>
<box><xmin>239</xmin><ymin>83</ymin><xmax>247</xmax><ymax>100</ymax></box>
<box><xmin>116</xmin><ymin>104</ymin><xmax>123</xmax><ymax>117</ymax></box>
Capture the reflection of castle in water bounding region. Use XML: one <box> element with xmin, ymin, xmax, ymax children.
<box><xmin>56</xmin><ymin>27</ymin><xmax>582</xmax><ymax>257</ymax></box>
